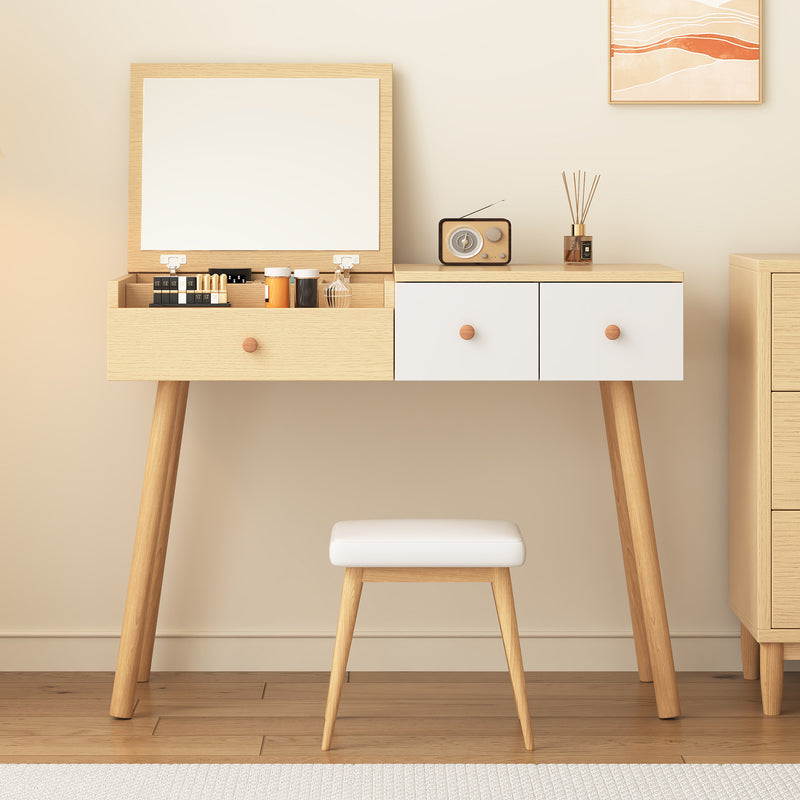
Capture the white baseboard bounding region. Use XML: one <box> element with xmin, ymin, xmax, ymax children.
<box><xmin>0</xmin><ymin>630</ymin><xmax>764</xmax><ymax>672</ymax></box>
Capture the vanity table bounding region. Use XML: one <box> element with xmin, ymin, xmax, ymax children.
<box><xmin>107</xmin><ymin>62</ymin><xmax>684</xmax><ymax>723</ymax></box>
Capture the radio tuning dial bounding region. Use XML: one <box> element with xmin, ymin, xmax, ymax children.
<box><xmin>485</xmin><ymin>226</ymin><xmax>503</xmax><ymax>243</ymax></box>
<box><xmin>448</xmin><ymin>226</ymin><xmax>483</xmax><ymax>259</ymax></box>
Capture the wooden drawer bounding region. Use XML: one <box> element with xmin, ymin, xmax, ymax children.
<box><xmin>772</xmin><ymin>393</ymin><xmax>800</xmax><ymax>509</ymax></box>
<box><xmin>772</xmin><ymin>511</ymin><xmax>800</xmax><ymax>627</ymax></box>
<box><xmin>773</xmin><ymin>274</ymin><xmax>800</xmax><ymax>390</ymax></box>
<box><xmin>539</xmin><ymin>283</ymin><xmax>683</xmax><ymax>381</ymax></box>
<box><xmin>394</xmin><ymin>282</ymin><xmax>539</xmax><ymax>380</ymax></box>
<box><xmin>107</xmin><ymin>308</ymin><xmax>394</xmax><ymax>381</ymax></box>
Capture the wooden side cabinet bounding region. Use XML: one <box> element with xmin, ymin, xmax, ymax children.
<box><xmin>730</xmin><ymin>253</ymin><xmax>800</xmax><ymax>715</ymax></box>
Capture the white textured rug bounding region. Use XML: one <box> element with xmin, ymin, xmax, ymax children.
<box><xmin>1</xmin><ymin>763</ymin><xmax>800</xmax><ymax>800</ymax></box>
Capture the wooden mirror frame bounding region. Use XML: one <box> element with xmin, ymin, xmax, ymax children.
<box><xmin>127</xmin><ymin>63</ymin><xmax>393</xmax><ymax>273</ymax></box>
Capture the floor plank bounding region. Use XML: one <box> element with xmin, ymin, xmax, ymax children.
<box><xmin>348</xmin><ymin>671</ymin><xmax>761</xmax><ymax>685</ymax></box>
<box><xmin>253</xmin><ymin>736</ymin><xmax>685</xmax><ymax>764</ymax></box>
<box><xmin>0</xmin><ymin>735</ymin><xmax>263</xmax><ymax>757</ymax></box>
<box><xmin>0</xmin><ymin>716</ymin><xmax>157</xmax><ymax>736</ymax></box>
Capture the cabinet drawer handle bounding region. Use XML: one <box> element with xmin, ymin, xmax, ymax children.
<box><xmin>460</xmin><ymin>324</ymin><xmax>475</xmax><ymax>340</ymax></box>
<box><xmin>242</xmin><ymin>337</ymin><xmax>259</xmax><ymax>353</ymax></box>
<box><xmin>605</xmin><ymin>325</ymin><xmax>621</xmax><ymax>341</ymax></box>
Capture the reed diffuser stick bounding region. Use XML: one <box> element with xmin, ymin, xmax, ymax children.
<box><xmin>561</xmin><ymin>171</ymin><xmax>576</xmax><ymax>224</ymax></box>
<box><xmin>581</xmin><ymin>171</ymin><xmax>586</xmax><ymax>222</ymax></box>
<box><xmin>573</xmin><ymin>172</ymin><xmax>579</xmax><ymax>220</ymax></box>
<box><xmin>562</xmin><ymin>170</ymin><xmax>601</xmax><ymax>226</ymax></box>
<box><xmin>582</xmin><ymin>175</ymin><xmax>601</xmax><ymax>223</ymax></box>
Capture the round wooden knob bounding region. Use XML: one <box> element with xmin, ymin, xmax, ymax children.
<box><xmin>605</xmin><ymin>325</ymin><xmax>621</xmax><ymax>341</ymax></box>
<box><xmin>459</xmin><ymin>324</ymin><xmax>475</xmax><ymax>340</ymax></box>
<box><xmin>242</xmin><ymin>337</ymin><xmax>258</xmax><ymax>353</ymax></box>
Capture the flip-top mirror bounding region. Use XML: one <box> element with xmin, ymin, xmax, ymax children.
<box><xmin>128</xmin><ymin>64</ymin><xmax>393</xmax><ymax>272</ymax></box>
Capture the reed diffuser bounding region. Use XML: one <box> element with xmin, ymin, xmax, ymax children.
<box><xmin>562</xmin><ymin>170</ymin><xmax>600</xmax><ymax>264</ymax></box>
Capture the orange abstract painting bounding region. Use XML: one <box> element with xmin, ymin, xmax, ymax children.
<box><xmin>610</xmin><ymin>0</ymin><xmax>760</xmax><ymax>103</ymax></box>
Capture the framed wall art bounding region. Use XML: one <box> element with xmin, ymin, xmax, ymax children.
<box><xmin>609</xmin><ymin>0</ymin><xmax>761</xmax><ymax>103</ymax></box>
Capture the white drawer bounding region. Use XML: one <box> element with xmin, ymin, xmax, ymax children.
<box><xmin>539</xmin><ymin>283</ymin><xmax>683</xmax><ymax>381</ymax></box>
<box><xmin>395</xmin><ymin>282</ymin><xmax>539</xmax><ymax>380</ymax></box>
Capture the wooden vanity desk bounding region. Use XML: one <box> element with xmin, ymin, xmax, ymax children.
<box><xmin>107</xmin><ymin>261</ymin><xmax>685</xmax><ymax>722</ymax></box>
<box><xmin>108</xmin><ymin>61</ymin><xmax>684</xmax><ymax>725</ymax></box>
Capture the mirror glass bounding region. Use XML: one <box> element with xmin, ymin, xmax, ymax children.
<box><xmin>140</xmin><ymin>77</ymin><xmax>380</xmax><ymax>251</ymax></box>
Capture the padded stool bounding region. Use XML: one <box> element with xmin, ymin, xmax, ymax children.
<box><xmin>321</xmin><ymin>519</ymin><xmax>533</xmax><ymax>751</ymax></box>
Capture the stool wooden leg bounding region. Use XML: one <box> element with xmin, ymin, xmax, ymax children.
<box><xmin>490</xmin><ymin>567</ymin><xmax>534</xmax><ymax>751</ymax></box>
<box><xmin>761</xmin><ymin>643</ymin><xmax>784</xmax><ymax>716</ymax></box>
<box><xmin>322</xmin><ymin>567</ymin><xmax>363</xmax><ymax>750</ymax></box>
<box><xmin>600</xmin><ymin>382</ymin><xmax>653</xmax><ymax>683</ymax></box>
<box><xmin>137</xmin><ymin>381</ymin><xmax>189</xmax><ymax>682</ymax></box>
<box><xmin>602</xmin><ymin>380</ymin><xmax>681</xmax><ymax>720</ymax></box>
<box><xmin>741</xmin><ymin>623</ymin><xmax>760</xmax><ymax>681</ymax></box>
<box><xmin>110</xmin><ymin>381</ymin><xmax>183</xmax><ymax>719</ymax></box>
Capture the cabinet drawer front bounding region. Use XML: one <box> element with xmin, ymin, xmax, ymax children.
<box><xmin>539</xmin><ymin>283</ymin><xmax>683</xmax><ymax>381</ymax></box>
<box><xmin>773</xmin><ymin>274</ymin><xmax>800</xmax><ymax>390</ymax></box>
<box><xmin>107</xmin><ymin>308</ymin><xmax>394</xmax><ymax>381</ymax></box>
<box><xmin>772</xmin><ymin>393</ymin><xmax>800</xmax><ymax>508</ymax></box>
<box><xmin>773</xmin><ymin>511</ymin><xmax>800</xmax><ymax>627</ymax></box>
<box><xmin>394</xmin><ymin>282</ymin><xmax>539</xmax><ymax>381</ymax></box>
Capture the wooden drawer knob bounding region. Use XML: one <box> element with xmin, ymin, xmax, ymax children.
<box><xmin>460</xmin><ymin>324</ymin><xmax>475</xmax><ymax>340</ymax></box>
<box><xmin>605</xmin><ymin>325</ymin><xmax>621</xmax><ymax>341</ymax></box>
<box><xmin>242</xmin><ymin>337</ymin><xmax>258</xmax><ymax>353</ymax></box>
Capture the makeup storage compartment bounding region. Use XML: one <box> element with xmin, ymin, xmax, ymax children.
<box><xmin>108</xmin><ymin>273</ymin><xmax>394</xmax><ymax>381</ymax></box>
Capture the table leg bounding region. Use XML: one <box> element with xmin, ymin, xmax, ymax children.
<box><xmin>760</xmin><ymin>643</ymin><xmax>784</xmax><ymax>716</ymax></box>
<box><xmin>137</xmin><ymin>381</ymin><xmax>189</xmax><ymax>683</ymax></box>
<box><xmin>740</xmin><ymin>622</ymin><xmax>760</xmax><ymax>680</ymax></box>
<box><xmin>600</xmin><ymin>382</ymin><xmax>653</xmax><ymax>684</ymax></box>
<box><xmin>601</xmin><ymin>380</ymin><xmax>681</xmax><ymax>719</ymax></box>
<box><xmin>110</xmin><ymin>381</ymin><xmax>183</xmax><ymax>719</ymax></box>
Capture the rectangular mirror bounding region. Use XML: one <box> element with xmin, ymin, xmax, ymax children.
<box><xmin>128</xmin><ymin>64</ymin><xmax>393</xmax><ymax>272</ymax></box>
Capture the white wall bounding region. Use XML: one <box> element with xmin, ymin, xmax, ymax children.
<box><xmin>1</xmin><ymin>0</ymin><xmax>797</xmax><ymax>671</ymax></box>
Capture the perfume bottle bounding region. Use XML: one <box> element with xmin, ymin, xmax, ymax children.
<box><xmin>325</xmin><ymin>269</ymin><xmax>352</xmax><ymax>308</ymax></box>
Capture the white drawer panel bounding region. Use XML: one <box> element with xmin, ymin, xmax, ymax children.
<box><xmin>539</xmin><ymin>283</ymin><xmax>683</xmax><ymax>381</ymax></box>
<box><xmin>395</xmin><ymin>282</ymin><xmax>539</xmax><ymax>380</ymax></box>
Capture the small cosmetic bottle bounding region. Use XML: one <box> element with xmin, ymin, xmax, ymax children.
<box><xmin>564</xmin><ymin>223</ymin><xmax>593</xmax><ymax>265</ymax></box>
<box><xmin>294</xmin><ymin>268</ymin><xmax>320</xmax><ymax>308</ymax></box>
<box><xmin>265</xmin><ymin>267</ymin><xmax>291</xmax><ymax>308</ymax></box>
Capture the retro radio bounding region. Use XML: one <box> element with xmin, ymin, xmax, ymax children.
<box><xmin>438</xmin><ymin>203</ymin><xmax>511</xmax><ymax>265</ymax></box>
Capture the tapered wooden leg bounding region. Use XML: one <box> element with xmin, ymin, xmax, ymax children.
<box><xmin>322</xmin><ymin>568</ymin><xmax>363</xmax><ymax>750</ymax></box>
<box><xmin>602</xmin><ymin>380</ymin><xmax>680</xmax><ymax>719</ymax></box>
<box><xmin>600</xmin><ymin>382</ymin><xmax>653</xmax><ymax>684</ymax></box>
<box><xmin>137</xmin><ymin>381</ymin><xmax>189</xmax><ymax>682</ymax></box>
<box><xmin>741</xmin><ymin>623</ymin><xmax>760</xmax><ymax>681</ymax></box>
<box><xmin>761</xmin><ymin>643</ymin><xmax>784</xmax><ymax>716</ymax></box>
<box><xmin>490</xmin><ymin>567</ymin><xmax>534</xmax><ymax>751</ymax></box>
<box><xmin>110</xmin><ymin>381</ymin><xmax>183</xmax><ymax>719</ymax></box>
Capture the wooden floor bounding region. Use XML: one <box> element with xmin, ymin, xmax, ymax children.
<box><xmin>0</xmin><ymin>671</ymin><xmax>798</xmax><ymax>763</ymax></box>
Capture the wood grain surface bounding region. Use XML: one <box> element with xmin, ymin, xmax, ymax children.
<box><xmin>1</xmin><ymin>671</ymin><xmax>799</xmax><ymax>763</ymax></box>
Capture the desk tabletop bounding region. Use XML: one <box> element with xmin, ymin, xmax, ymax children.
<box><xmin>394</xmin><ymin>263</ymin><xmax>683</xmax><ymax>282</ymax></box>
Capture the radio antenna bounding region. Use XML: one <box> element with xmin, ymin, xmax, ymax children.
<box><xmin>459</xmin><ymin>200</ymin><xmax>506</xmax><ymax>219</ymax></box>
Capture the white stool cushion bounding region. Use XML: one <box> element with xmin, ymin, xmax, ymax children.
<box><xmin>329</xmin><ymin>519</ymin><xmax>525</xmax><ymax>568</ymax></box>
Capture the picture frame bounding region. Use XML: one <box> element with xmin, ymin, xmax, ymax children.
<box><xmin>609</xmin><ymin>0</ymin><xmax>761</xmax><ymax>104</ymax></box>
